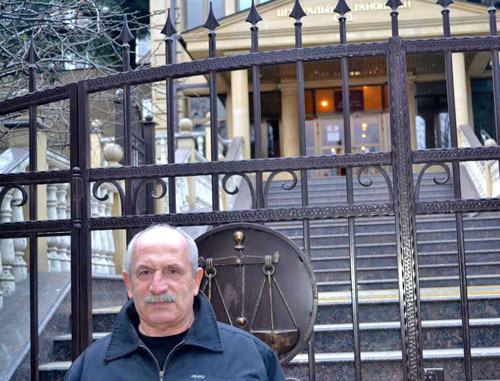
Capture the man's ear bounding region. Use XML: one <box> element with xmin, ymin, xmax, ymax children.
<box><xmin>123</xmin><ymin>271</ymin><xmax>134</xmax><ymax>300</ymax></box>
<box><xmin>193</xmin><ymin>267</ymin><xmax>203</xmax><ymax>296</ymax></box>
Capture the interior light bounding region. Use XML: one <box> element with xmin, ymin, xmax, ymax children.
<box><xmin>320</xmin><ymin>100</ymin><xmax>329</xmax><ymax>107</ymax></box>
<box><xmin>361</xmin><ymin>133</ymin><xmax>367</xmax><ymax>138</ymax></box>
<box><xmin>330</xmin><ymin>147</ymin><xmax>336</xmax><ymax>153</ymax></box>
<box><xmin>361</xmin><ymin>146</ymin><xmax>366</xmax><ymax>151</ymax></box>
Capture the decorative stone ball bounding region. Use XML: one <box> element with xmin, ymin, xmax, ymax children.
<box><xmin>179</xmin><ymin>118</ymin><xmax>193</xmax><ymax>134</ymax></box>
<box><xmin>103</xmin><ymin>143</ymin><xmax>124</xmax><ymax>167</ymax></box>
<box><xmin>485</xmin><ymin>138</ymin><xmax>497</xmax><ymax>148</ymax></box>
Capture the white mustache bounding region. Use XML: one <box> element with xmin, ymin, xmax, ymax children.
<box><xmin>143</xmin><ymin>292</ymin><xmax>176</xmax><ymax>303</ymax></box>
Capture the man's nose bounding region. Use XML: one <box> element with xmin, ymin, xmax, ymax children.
<box><xmin>149</xmin><ymin>271</ymin><xmax>168</xmax><ymax>294</ymax></box>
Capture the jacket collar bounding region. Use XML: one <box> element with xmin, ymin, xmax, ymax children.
<box><xmin>104</xmin><ymin>292</ymin><xmax>223</xmax><ymax>362</ymax></box>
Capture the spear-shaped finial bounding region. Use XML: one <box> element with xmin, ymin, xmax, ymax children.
<box><xmin>334</xmin><ymin>0</ymin><xmax>351</xmax><ymax>17</ymax></box>
<box><xmin>385</xmin><ymin>0</ymin><xmax>403</xmax><ymax>10</ymax></box>
<box><xmin>24</xmin><ymin>36</ymin><xmax>40</xmax><ymax>65</ymax></box>
<box><xmin>203</xmin><ymin>2</ymin><xmax>220</xmax><ymax>31</ymax></box>
<box><xmin>289</xmin><ymin>0</ymin><xmax>307</xmax><ymax>20</ymax></box>
<box><xmin>117</xmin><ymin>14</ymin><xmax>134</xmax><ymax>45</ymax></box>
<box><xmin>161</xmin><ymin>8</ymin><xmax>177</xmax><ymax>37</ymax></box>
<box><xmin>246</xmin><ymin>0</ymin><xmax>263</xmax><ymax>25</ymax></box>
<box><xmin>436</xmin><ymin>0</ymin><xmax>454</xmax><ymax>9</ymax></box>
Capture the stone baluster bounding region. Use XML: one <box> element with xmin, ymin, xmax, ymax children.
<box><xmin>97</xmin><ymin>188</ymin><xmax>109</xmax><ymax>274</ymax></box>
<box><xmin>159</xmin><ymin>137</ymin><xmax>167</xmax><ymax>164</ymax></box>
<box><xmin>105</xmin><ymin>190</ymin><xmax>116</xmax><ymax>274</ymax></box>
<box><xmin>11</xmin><ymin>189</ymin><xmax>28</xmax><ymax>281</ymax></box>
<box><xmin>46</xmin><ymin>174</ymin><xmax>60</xmax><ymax>271</ymax></box>
<box><xmin>90</xmin><ymin>192</ymin><xmax>101</xmax><ymax>274</ymax></box>
<box><xmin>57</xmin><ymin>182</ymin><xmax>71</xmax><ymax>271</ymax></box>
<box><xmin>0</xmin><ymin>191</ymin><xmax>16</xmax><ymax>296</ymax></box>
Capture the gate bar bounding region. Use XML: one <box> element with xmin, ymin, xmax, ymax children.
<box><xmin>334</xmin><ymin>1</ymin><xmax>363</xmax><ymax>378</ymax></box>
<box><xmin>204</xmin><ymin>5</ymin><xmax>220</xmax><ymax>212</ymax></box>
<box><xmin>289</xmin><ymin>1</ymin><xmax>316</xmax><ymax>379</ymax></box>
<box><xmin>248</xmin><ymin>2</ymin><xmax>264</xmax><ymax>209</ymax></box>
<box><xmin>439</xmin><ymin>2</ymin><xmax>473</xmax><ymax>379</ymax></box>
<box><xmin>164</xmin><ymin>10</ymin><xmax>177</xmax><ymax>214</ymax></box>
<box><xmin>27</xmin><ymin>36</ymin><xmax>39</xmax><ymax>380</ymax></box>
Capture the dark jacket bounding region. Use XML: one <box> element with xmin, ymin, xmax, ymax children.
<box><xmin>65</xmin><ymin>293</ymin><xmax>286</xmax><ymax>380</ymax></box>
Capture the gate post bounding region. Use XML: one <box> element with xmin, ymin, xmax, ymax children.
<box><xmin>69</xmin><ymin>82</ymin><xmax>93</xmax><ymax>359</ymax></box>
<box><xmin>387</xmin><ymin>37</ymin><xmax>424</xmax><ymax>381</ymax></box>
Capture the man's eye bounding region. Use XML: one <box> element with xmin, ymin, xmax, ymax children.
<box><xmin>139</xmin><ymin>270</ymin><xmax>150</xmax><ymax>276</ymax></box>
<box><xmin>170</xmin><ymin>269</ymin><xmax>177</xmax><ymax>274</ymax></box>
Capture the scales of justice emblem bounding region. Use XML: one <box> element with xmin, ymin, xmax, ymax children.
<box><xmin>196</xmin><ymin>223</ymin><xmax>317</xmax><ymax>363</ymax></box>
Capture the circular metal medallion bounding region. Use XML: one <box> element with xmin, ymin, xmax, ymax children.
<box><xmin>196</xmin><ymin>223</ymin><xmax>318</xmax><ymax>364</ymax></box>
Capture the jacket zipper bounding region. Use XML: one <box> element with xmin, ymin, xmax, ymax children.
<box><xmin>139</xmin><ymin>344</ymin><xmax>163</xmax><ymax>381</ymax></box>
<box><xmin>160</xmin><ymin>340</ymin><xmax>185</xmax><ymax>380</ymax></box>
<box><xmin>139</xmin><ymin>341</ymin><xmax>185</xmax><ymax>381</ymax></box>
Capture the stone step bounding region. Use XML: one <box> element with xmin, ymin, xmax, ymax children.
<box><xmin>311</xmin><ymin>318</ymin><xmax>500</xmax><ymax>353</ymax></box>
<box><xmin>268</xmin><ymin>215</ymin><xmax>500</xmax><ymax>236</ymax></box>
<box><xmin>266</xmin><ymin>175</ymin><xmax>452</xmax><ymax>193</ymax></box>
<box><xmin>310</xmin><ymin>249</ymin><xmax>500</xmax><ymax>270</ymax></box>
<box><xmin>53</xmin><ymin>333</ymin><xmax>109</xmax><ymax>362</ymax></box>
<box><xmin>318</xmin><ymin>274</ymin><xmax>500</xmax><ymax>292</ymax></box>
<box><xmin>287</xmin><ymin>226</ymin><xmax>500</xmax><ymax>247</ymax></box>
<box><xmin>307</xmin><ymin>237</ymin><xmax>500</xmax><ymax>258</ymax></box>
<box><xmin>266</xmin><ymin>195</ymin><xmax>452</xmax><ymax>208</ymax></box>
<box><xmin>313</xmin><ymin>262</ymin><xmax>500</xmax><ymax>283</ymax></box>
<box><xmin>50</xmin><ymin>315</ymin><xmax>500</xmax><ymax>363</ymax></box>
<box><xmin>283</xmin><ymin>347</ymin><xmax>500</xmax><ymax>380</ymax></box>
<box><xmin>266</xmin><ymin>188</ymin><xmax>449</xmax><ymax>201</ymax></box>
<box><xmin>317</xmin><ymin>286</ymin><xmax>500</xmax><ymax>323</ymax></box>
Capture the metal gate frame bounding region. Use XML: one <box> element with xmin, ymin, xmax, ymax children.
<box><xmin>1</xmin><ymin>0</ymin><xmax>500</xmax><ymax>380</ymax></box>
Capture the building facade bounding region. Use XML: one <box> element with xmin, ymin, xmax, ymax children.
<box><xmin>150</xmin><ymin>0</ymin><xmax>495</xmax><ymax>162</ymax></box>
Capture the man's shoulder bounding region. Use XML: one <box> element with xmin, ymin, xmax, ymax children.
<box><xmin>78</xmin><ymin>333</ymin><xmax>112</xmax><ymax>358</ymax></box>
<box><xmin>216</xmin><ymin>322</ymin><xmax>273</xmax><ymax>352</ymax></box>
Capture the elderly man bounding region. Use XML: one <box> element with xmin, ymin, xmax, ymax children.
<box><xmin>65</xmin><ymin>224</ymin><xmax>285</xmax><ymax>380</ymax></box>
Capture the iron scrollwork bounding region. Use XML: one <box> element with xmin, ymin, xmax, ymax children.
<box><xmin>92</xmin><ymin>180</ymin><xmax>125</xmax><ymax>215</ymax></box>
<box><xmin>0</xmin><ymin>184</ymin><xmax>28</xmax><ymax>208</ymax></box>
<box><xmin>222</xmin><ymin>173</ymin><xmax>256</xmax><ymax>209</ymax></box>
<box><xmin>357</xmin><ymin>165</ymin><xmax>394</xmax><ymax>202</ymax></box>
<box><xmin>414</xmin><ymin>163</ymin><xmax>451</xmax><ymax>201</ymax></box>
<box><xmin>263</xmin><ymin>170</ymin><xmax>298</xmax><ymax>208</ymax></box>
<box><xmin>132</xmin><ymin>178</ymin><xmax>167</xmax><ymax>214</ymax></box>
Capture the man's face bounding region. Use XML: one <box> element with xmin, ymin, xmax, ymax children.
<box><xmin>123</xmin><ymin>228</ymin><xmax>203</xmax><ymax>336</ymax></box>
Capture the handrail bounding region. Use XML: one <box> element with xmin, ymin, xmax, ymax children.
<box><xmin>459</xmin><ymin>125</ymin><xmax>499</xmax><ymax>199</ymax></box>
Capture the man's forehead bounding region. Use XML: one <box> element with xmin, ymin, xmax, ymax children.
<box><xmin>133</xmin><ymin>227</ymin><xmax>188</xmax><ymax>254</ymax></box>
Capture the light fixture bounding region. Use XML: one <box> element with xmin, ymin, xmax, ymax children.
<box><xmin>361</xmin><ymin>133</ymin><xmax>367</xmax><ymax>138</ymax></box>
<box><xmin>330</xmin><ymin>147</ymin><xmax>336</xmax><ymax>153</ymax></box>
<box><xmin>320</xmin><ymin>100</ymin><xmax>329</xmax><ymax>107</ymax></box>
<box><xmin>361</xmin><ymin>146</ymin><xmax>366</xmax><ymax>151</ymax></box>
<box><xmin>361</xmin><ymin>122</ymin><xmax>368</xmax><ymax>131</ymax></box>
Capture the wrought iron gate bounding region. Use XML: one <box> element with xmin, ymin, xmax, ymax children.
<box><xmin>1</xmin><ymin>0</ymin><xmax>500</xmax><ymax>380</ymax></box>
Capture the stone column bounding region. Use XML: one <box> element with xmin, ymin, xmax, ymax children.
<box><xmin>178</xmin><ymin>118</ymin><xmax>197</xmax><ymax>209</ymax></box>
<box><xmin>226</xmin><ymin>91</ymin><xmax>233</xmax><ymax>139</ymax></box>
<box><xmin>56</xmin><ymin>183</ymin><xmax>70</xmax><ymax>272</ymax></box>
<box><xmin>11</xmin><ymin>189</ymin><xmax>27</xmax><ymax>281</ymax></box>
<box><xmin>231</xmin><ymin>70</ymin><xmax>251</xmax><ymax>159</ymax></box>
<box><xmin>279</xmin><ymin>83</ymin><xmax>300</xmax><ymax>158</ymax></box>
<box><xmin>46</xmin><ymin>175</ymin><xmax>60</xmax><ymax>272</ymax></box>
<box><xmin>103</xmin><ymin>143</ymin><xmax>126</xmax><ymax>274</ymax></box>
<box><xmin>0</xmin><ymin>191</ymin><xmax>15</xmax><ymax>296</ymax></box>
<box><xmin>452</xmin><ymin>53</ymin><xmax>470</xmax><ymax>146</ymax></box>
<box><xmin>408</xmin><ymin>80</ymin><xmax>417</xmax><ymax>151</ymax></box>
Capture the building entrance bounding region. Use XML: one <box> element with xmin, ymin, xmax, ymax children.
<box><xmin>306</xmin><ymin>112</ymin><xmax>390</xmax><ymax>176</ymax></box>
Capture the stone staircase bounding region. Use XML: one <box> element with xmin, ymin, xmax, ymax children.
<box><xmin>36</xmin><ymin>174</ymin><xmax>500</xmax><ymax>380</ymax></box>
<box><xmin>268</xmin><ymin>174</ymin><xmax>500</xmax><ymax>380</ymax></box>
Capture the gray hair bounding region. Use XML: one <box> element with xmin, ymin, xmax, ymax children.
<box><xmin>125</xmin><ymin>224</ymin><xmax>199</xmax><ymax>276</ymax></box>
